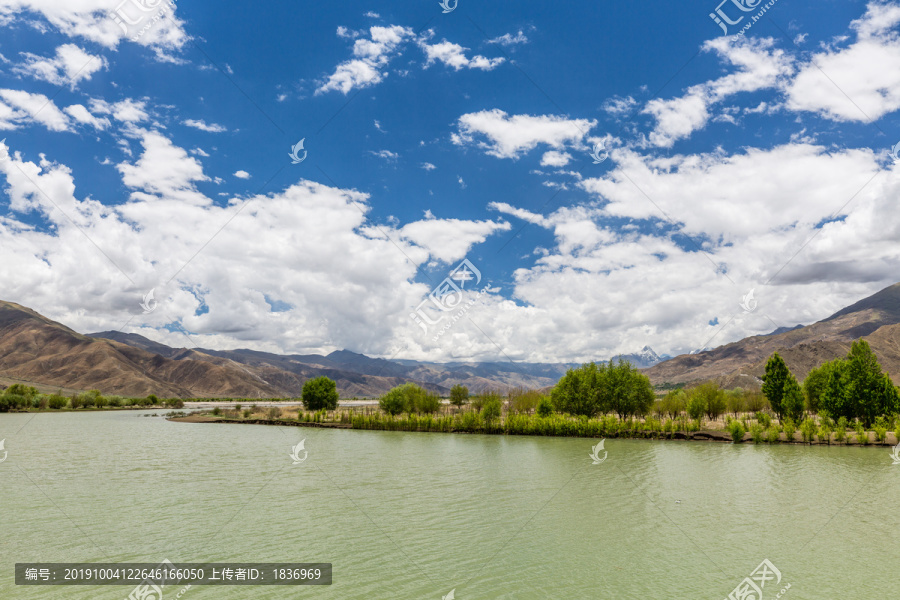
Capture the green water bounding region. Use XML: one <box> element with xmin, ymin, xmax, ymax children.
<box><xmin>1</xmin><ymin>411</ymin><xmax>897</xmax><ymax>599</ymax></box>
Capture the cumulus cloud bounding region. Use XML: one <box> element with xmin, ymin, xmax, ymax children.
<box><xmin>316</xmin><ymin>25</ymin><xmax>414</xmax><ymax>94</ymax></box>
<box><xmin>784</xmin><ymin>1</ymin><xmax>900</xmax><ymax>121</ymax></box>
<box><xmin>15</xmin><ymin>44</ymin><xmax>107</xmax><ymax>88</ymax></box>
<box><xmin>0</xmin><ymin>89</ymin><xmax>72</xmax><ymax>131</ymax></box>
<box><xmin>419</xmin><ymin>39</ymin><xmax>505</xmax><ymax>71</ymax></box>
<box><xmin>644</xmin><ymin>37</ymin><xmax>793</xmax><ymax>147</ymax></box>
<box><xmin>234</xmin><ymin>170</ymin><xmax>250</xmax><ymax>179</ymax></box>
<box><xmin>487</xmin><ymin>30</ymin><xmax>529</xmax><ymax>46</ymax></box>
<box><xmin>0</xmin><ymin>0</ymin><xmax>188</xmax><ymax>57</ymax></box>
<box><xmin>452</xmin><ymin>109</ymin><xmax>596</xmax><ymax>159</ymax></box>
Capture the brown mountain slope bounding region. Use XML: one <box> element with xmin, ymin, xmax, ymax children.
<box><xmin>644</xmin><ymin>283</ymin><xmax>900</xmax><ymax>387</ymax></box>
<box><xmin>0</xmin><ymin>301</ymin><xmax>280</xmax><ymax>398</ymax></box>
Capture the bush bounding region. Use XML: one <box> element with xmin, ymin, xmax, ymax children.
<box><xmin>471</xmin><ymin>391</ymin><xmax>501</xmax><ymax>412</ymax></box>
<box><xmin>147</xmin><ymin>394</ymin><xmax>159</xmax><ymax>405</ymax></box>
<box><xmin>800</xmin><ymin>418</ymin><xmax>817</xmax><ymax>444</ymax></box>
<box><xmin>756</xmin><ymin>412</ymin><xmax>772</xmax><ymax>428</ymax></box>
<box><xmin>782</xmin><ymin>418</ymin><xmax>796</xmax><ymax>441</ymax></box>
<box><xmin>379</xmin><ymin>383</ymin><xmax>417</xmax><ymax>415</ymax></box>
<box><xmin>302</xmin><ymin>377</ymin><xmax>339</xmax><ymax>411</ymax></box>
<box><xmin>726</xmin><ymin>389</ymin><xmax>746</xmax><ymax>417</ymax></box>
<box><xmin>267</xmin><ymin>407</ymin><xmax>282</xmax><ymax>420</ymax></box>
<box><xmin>536</xmin><ymin>397</ymin><xmax>554</xmax><ymax>418</ymax></box>
<box><xmin>242</xmin><ymin>409</ymin><xmax>251</xmax><ymax>419</ymax></box>
<box><xmin>727</xmin><ymin>420</ymin><xmax>747</xmax><ymax>443</ymax></box>
<box><xmin>481</xmin><ymin>397</ymin><xmax>502</xmax><ymax>422</ymax></box>
<box><xmin>46</xmin><ymin>394</ymin><xmax>67</xmax><ymax>409</ymax></box>
<box><xmin>750</xmin><ymin>423</ymin><xmax>764</xmax><ymax>444</ymax></box>
<box><xmin>551</xmin><ymin>360</ymin><xmax>654</xmax><ymax>418</ymax></box>
<box><xmin>211</xmin><ymin>407</ymin><xmax>222</xmax><ymax>416</ymax></box>
<box><xmin>417</xmin><ymin>392</ymin><xmax>442</xmax><ymax>414</ymax></box>
<box><xmin>766</xmin><ymin>427</ymin><xmax>781</xmax><ymax>443</ymax></box>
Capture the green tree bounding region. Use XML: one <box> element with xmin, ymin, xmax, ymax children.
<box><xmin>845</xmin><ymin>340</ymin><xmax>898</xmax><ymax>426</ymax></box>
<box><xmin>481</xmin><ymin>397</ymin><xmax>502</xmax><ymax>423</ymax></box>
<box><xmin>603</xmin><ymin>360</ymin><xmax>655</xmax><ymax>419</ymax></box>
<box><xmin>688</xmin><ymin>382</ymin><xmax>726</xmax><ymax>422</ymax></box>
<box><xmin>301</xmin><ymin>376</ymin><xmax>339</xmax><ymax>411</ymax></box>
<box><xmin>803</xmin><ymin>360</ymin><xmax>842</xmax><ymax>413</ymax></box>
<box><xmin>536</xmin><ymin>397</ymin><xmax>553</xmax><ymax>417</ymax></box>
<box><xmin>416</xmin><ymin>391</ymin><xmax>442</xmax><ymax>414</ymax></box>
<box><xmin>762</xmin><ymin>353</ymin><xmax>792</xmax><ymax>419</ymax></box>
<box><xmin>378</xmin><ymin>383</ymin><xmax>432</xmax><ymax>415</ymax></box>
<box><xmin>782</xmin><ymin>377</ymin><xmax>805</xmax><ymax>423</ymax></box>
<box><xmin>449</xmin><ymin>384</ymin><xmax>469</xmax><ymax>408</ymax></box>
<box><xmin>551</xmin><ymin>362</ymin><xmax>605</xmax><ymax>417</ymax></box>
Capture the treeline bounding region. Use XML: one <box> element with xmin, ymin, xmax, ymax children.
<box><xmin>0</xmin><ymin>385</ymin><xmax>184</xmax><ymax>412</ymax></box>
<box><xmin>763</xmin><ymin>340</ymin><xmax>899</xmax><ymax>425</ymax></box>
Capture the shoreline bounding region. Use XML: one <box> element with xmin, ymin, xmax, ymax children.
<box><xmin>169</xmin><ymin>415</ymin><xmax>900</xmax><ymax>447</ymax></box>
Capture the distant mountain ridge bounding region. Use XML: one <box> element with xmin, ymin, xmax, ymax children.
<box><xmin>0</xmin><ymin>301</ymin><xmax>667</xmax><ymax>397</ymax></box>
<box><xmin>5</xmin><ymin>282</ymin><xmax>899</xmax><ymax>398</ymax></box>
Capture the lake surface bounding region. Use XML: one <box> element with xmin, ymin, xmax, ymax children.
<box><xmin>1</xmin><ymin>411</ymin><xmax>898</xmax><ymax>599</ymax></box>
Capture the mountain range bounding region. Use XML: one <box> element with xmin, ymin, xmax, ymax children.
<box><xmin>1</xmin><ymin>282</ymin><xmax>899</xmax><ymax>398</ymax></box>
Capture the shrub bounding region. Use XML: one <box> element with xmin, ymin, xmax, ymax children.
<box><xmin>211</xmin><ymin>407</ymin><xmax>222</xmax><ymax>416</ymax></box>
<box><xmin>536</xmin><ymin>397</ymin><xmax>554</xmax><ymax>418</ymax></box>
<box><xmin>47</xmin><ymin>394</ymin><xmax>67</xmax><ymax>409</ymax></box>
<box><xmin>818</xmin><ymin>423</ymin><xmax>832</xmax><ymax>445</ymax></box>
<box><xmin>855</xmin><ymin>422</ymin><xmax>869</xmax><ymax>445</ymax></box>
<box><xmin>267</xmin><ymin>407</ymin><xmax>281</xmax><ymax>420</ymax></box>
<box><xmin>417</xmin><ymin>392</ymin><xmax>442</xmax><ymax>414</ymax></box>
<box><xmin>800</xmin><ymin>418</ymin><xmax>817</xmax><ymax>444</ymax></box>
<box><xmin>749</xmin><ymin>423</ymin><xmax>764</xmax><ymax>444</ymax></box>
<box><xmin>234</xmin><ymin>404</ymin><xmax>242</xmax><ymax>412</ymax></box>
<box><xmin>766</xmin><ymin>427</ymin><xmax>781</xmax><ymax>443</ymax></box>
<box><xmin>782</xmin><ymin>418</ymin><xmax>796</xmax><ymax>442</ymax></box>
<box><xmin>727</xmin><ymin>420</ymin><xmax>747</xmax><ymax>443</ymax></box>
<box><xmin>147</xmin><ymin>394</ymin><xmax>159</xmax><ymax>405</ymax></box>
<box><xmin>379</xmin><ymin>384</ymin><xmax>415</xmax><ymax>415</ymax></box>
<box><xmin>242</xmin><ymin>409</ymin><xmax>251</xmax><ymax>419</ymax></box>
<box><xmin>726</xmin><ymin>389</ymin><xmax>746</xmax><ymax>417</ymax></box>
<box><xmin>302</xmin><ymin>377</ymin><xmax>339</xmax><ymax>411</ymax></box>
<box><xmin>756</xmin><ymin>412</ymin><xmax>772</xmax><ymax>428</ymax></box>
<box><xmin>481</xmin><ymin>397</ymin><xmax>502</xmax><ymax>423</ymax></box>
<box><xmin>471</xmin><ymin>391</ymin><xmax>501</xmax><ymax>412</ymax></box>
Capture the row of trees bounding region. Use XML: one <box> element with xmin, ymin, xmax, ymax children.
<box><xmin>763</xmin><ymin>340</ymin><xmax>899</xmax><ymax>425</ymax></box>
<box><xmin>0</xmin><ymin>385</ymin><xmax>182</xmax><ymax>411</ymax></box>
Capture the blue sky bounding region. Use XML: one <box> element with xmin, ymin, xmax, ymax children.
<box><xmin>1</xmin><ymin>0</ymin><xmax>899</xmax><ymax>363</ymax></box>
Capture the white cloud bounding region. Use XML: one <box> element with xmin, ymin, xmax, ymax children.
<box><xmin>0</xmin><ymin>133</ymin><xmax>513</xmax><ymax>358</ymax></box>
<box><xmin>399</xmin><ymin>218</ymin><xmax>510</xmax><ymax>263</ymax></box>
<box><xmin>644</xmin><ymin>37</ymin><xmax>793</xmax><ymax>147</ymax></box>
<box><xmin>540</xmin><ymin>150</ymin><xmax>572</xmax><ymax>167</ymax></box>
<box><xmin>234</xmin><ymin>170</ymin><xmax>250</xmax><ymax>179</ymax></box>
<box><xmin>602</xmin><ymin>96</ymin><xmax>637</xmax><ymax>117</ymax></box>
<box><xmin>316</xmin><ymin>25</ymin><xmax>414</xmax><ymax>94</ymax></box>
<box><xmin>457</xmin><ymin>175</ymin><xmax>466</xmax><ymax>189</ymax></box>
<box><xmin>116</xmin><ymin>130</ymin><xmax>210</xmax><ymax>205</ymax></box>
<box><xmin>452</xmin><ymin>109</ymin><xmax>596</xmax><ymax>159</ymax></box>
<box><xmin>64</xmin><ymin>104</ymin><xmax>109</xmax><ymax>129</ymax></box>
<box><xmin>184</xmin><ymin>119</ymin><xmax>228</xmax><ymax>133</ymax></box>
<box><xmin>0</xmin><ymin>89</ymin><xmax>71</xmax><ymax>131</ymax></box>
<box><xmin>365</xmin><ymin>11</ymin><xmax>381</xmax><ymax>18</ymax></box>
<box><xmin>0</xmin><ymin>0</ymin><xmax>188</xmax><ymax>56</ymax></box>
<box><xmin>487</xmin><ymin>30</ymin><xmax>529</xmax><ymax>46</ymax></box>
<box><xmin>15</xmin><ymin>44</ymin><xmax>106</xmax><ymax>88</ymax></box>
<box><xmin>90</xmin><ymin>98</ymin><xmax>149</xmax><ymax>123</ymax></box>
<box><xmin>419</xmin><ymin>40</ymin><xmax>505</xmax><ymax>71</ymax></box>
<box><xmin>421</xmin><ymin>162</ymin><xmax>436</xmax><ymax>170</ymax></box>
<box><xmin>784</xmin><ymin>1</ymin><xmax>900</xmax><ymax>122</ymax></box>
<box><xmin>369</xmin><ymin>149</ymin><xmax>398</xmax><ymax>161</ymax></box>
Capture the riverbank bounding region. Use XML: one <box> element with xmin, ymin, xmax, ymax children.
<box><xmin>170</xmin><ymin>411</ymin><xmax>900</xmax><ymax>447</ymax></box>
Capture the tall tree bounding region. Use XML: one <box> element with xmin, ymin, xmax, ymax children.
<box><xmin>762</xmin><ymin>353</ymin><xmax>792</xmax><ymax>419</ymax></box>
<box><xmin>782</xmin><ymin>376</ymin><xmax>805</xmax><ymax>422</ymax></box>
